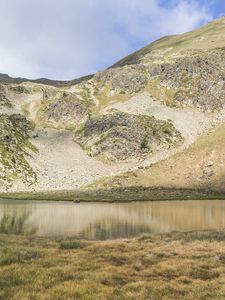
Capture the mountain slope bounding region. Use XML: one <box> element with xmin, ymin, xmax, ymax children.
<box><xmin>0</xmin><ymin>17</ymin><xmax>225</xmax><ymax>196</ymax></box>
<box><xmin>93</xmin><ymin>123</ymin><xmax>225</xmax><ymax>194</ymax></box>
<box><xmin>111</xmin><ymin>17</ymin><xmax>225</xmax><ymax>68</ymax></box>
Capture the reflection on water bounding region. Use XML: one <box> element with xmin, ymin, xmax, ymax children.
<box><xmin>0</xmin><ymin>200</ymin><xmax>225</xmax><ymax>239</ymax></box>
<box><xmin>0</xmin><ymin>211</ymin><xmax>36</xmax><ymax>235</ymax></box>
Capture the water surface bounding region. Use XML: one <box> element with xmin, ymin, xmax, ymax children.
<box><xmin>0</xmin><ymin>199</ymin><xmax>225</xmax><ymax>240</ymax></box>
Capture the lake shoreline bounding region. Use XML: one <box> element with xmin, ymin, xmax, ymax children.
<box><xmin>0</xmin><ymin>186</ymin><xmax>225</xmax><ymax>202</ymax></box>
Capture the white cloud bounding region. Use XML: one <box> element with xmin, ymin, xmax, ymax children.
<box><xmin>0</xmin><ymin>0</ymin><xmax>211</xmax><ymax>79</ymax></box>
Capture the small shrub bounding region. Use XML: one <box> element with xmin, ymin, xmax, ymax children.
<box><xmin>190</xmin><ymin>267</ymin><xmax>220</xmax><ymax>280</ymax></box>
<box><xmin>59</xmin><ymin>240</ymin><xmax>88</xmax><ymax>250</ymax></box>
<box><xmin>140</xmin><ymin>137</ymin><xmax>149</xmax><ymax>149</ymax></box>
<box><xmin>0</xmin><ymin>249</ymin><xmax>40</xmax><ymax>265</ymax></box>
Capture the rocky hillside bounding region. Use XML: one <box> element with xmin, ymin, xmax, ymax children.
<box><xmin>0</xmin><ymin>17</ymin><xmax>225</xmax><ymax>196</ymax></box>
<box><xmin>0</xmin><ymin>114</ymin><xmax>37</xmax><ymax>188</ymax></box>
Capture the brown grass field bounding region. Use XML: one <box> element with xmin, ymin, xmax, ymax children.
<box><xmin>1</xmin><ymin>231</ymin><xmax>225</xmax><ymax>299</ymax></box>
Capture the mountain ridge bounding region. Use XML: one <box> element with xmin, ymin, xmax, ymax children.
<box><xmin>0</xmin><ymin>73</ymin><xmax>94</xmax><ymax>87</ymax></box>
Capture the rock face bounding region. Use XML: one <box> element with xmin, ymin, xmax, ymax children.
<box><xmin>93</xmin><ymin>48</ymin><xmax>225</xmax><ymax>112</ymax></box>
<box><xmin>0</xmin><ymin>85</ymin><xmax>11</xmax><ymax>107</ymax></box>
<box><xmin>74</xmin><ymin>111</ymin><xmax>182</xmax><ymax>161</ymax></box>
<box><xmin>37</xmin><ymin>92</ymin><xmax>93</xmax><ymax>129</ymax></box>
<box><xmin>94</xmin><ymin>48</ymin><xmax>225</xmax><ymax>112</ymax></box>
<box><xmin>0</xmin><ymin>114</ymin><xmax>37</xmax><ymax>188</ymax></box>
<box><xmin>94</xmin><ymin>65</ymin><xmax>147</xmax><ymax>94</ymax></box>
<box><xmin>148</xmin><ymin>49</ymin><xmax>225</xmax><ymax>111</ymax></box>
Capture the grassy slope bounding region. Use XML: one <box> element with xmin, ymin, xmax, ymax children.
<box><xmin>112</xmin><ymin>17</ymin><xmax>225</xmax><ymax>68</ymax></box>
<box><xmin>1</xmin><ymin>231</ymin><xmax>225</xmax><ymax>299</ymax></box>
<box><xmin>90</xmin><ymin>123</ymin><xmax>225</xmax><ymax>195</ymax></box>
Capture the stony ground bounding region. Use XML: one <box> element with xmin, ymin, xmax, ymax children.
<box><xmin>26</xmin><ymin>128</ymin><xmax>118</xmax><ymax>191</ymax></box>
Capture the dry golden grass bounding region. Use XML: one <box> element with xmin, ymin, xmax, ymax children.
<box><xmin>99</xmin><ymin>123</ymin><xmax>225</xmax><ymax>194</ymax></box>
<box><xmin>1</xmin><ymin>231</ymin><xmax>225</xmax><ymax>299</ymax></box>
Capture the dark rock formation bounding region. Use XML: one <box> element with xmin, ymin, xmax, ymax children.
<box><xmin>74</xmin><ymin>111</ymin><xmax>182</xmax><ymax>161</ymax></box>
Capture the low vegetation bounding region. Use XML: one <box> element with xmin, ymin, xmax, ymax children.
<box><xmin>0</xmin><ymin>114</ymin><xmax>37</xmax><ymax>187</ymax></box>
<box><xmin>1</xmin><ymin>231</ymin><xmax>225</xmax><ymax>299</ymax></box>
<box><xmin>0</xmin><ymin>187</ymin><xmax>224</xmax><ymax>202</ymax></box>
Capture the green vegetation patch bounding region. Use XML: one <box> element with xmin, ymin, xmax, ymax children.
<box><xmin>8</xmin><ymin>85</ymin><xmax>30</xmax><ymax>94</ymax></box>
<box><xmin>0</xmin><ymin>114</ymin><xmax>37</xmax><ymax>187</ymax></box>
<box><xmin>60</xmin><ymin>240</ymin><xmax>89</xmax><ymax>250</ymax></box>
<box><xmin>0</xmin><ymin>248</ymin><xmax>40</xmax><ymax>266</ymax></box>
<box><xmin>0</xmin><ymin>187</ymin><xmax>225</xmax><ymax>202</ymax></box>
<box><xmin>144</xmin><ymin>79</ymin><xmax>178</xmax><ymax>108</ymax></box>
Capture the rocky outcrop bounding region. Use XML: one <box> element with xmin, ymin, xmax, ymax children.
<box><xmin>93</xmin><ymin>47</ymin><xmax>225</xmax><ymax>112</ymax></box>
<box><xmin>37</xmin><ymin>92</ymin><xmax>93</xmax><ymax>129</ymax></box>
<box><xmin>148</xmin><ymin>49</ymin><xmax>225</xmax><ymax>111</ymax></box>
<box><xmin>0</xmin><ymin>114</ymin><xmax>37</xmax><ymax>188</ymax></box>
<box><xmin>0</xmin><ymin>85</ymin><xmax>11</xmax><ymax>107</ymax></box>
<box><xmin>74</xmin><ymin>111</ymin><xmax>182</xmax><ymax>161</ymax></box>
<box><xmin>94</xmin><ymin>65</ymin><xmax>147</xmax><ymax>94</ymax></box>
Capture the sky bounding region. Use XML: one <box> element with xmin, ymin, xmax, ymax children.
<box><xmin>0</xmin><ymin>0</ymin><xmax>224</xmax><ymax>80</ymax></box>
